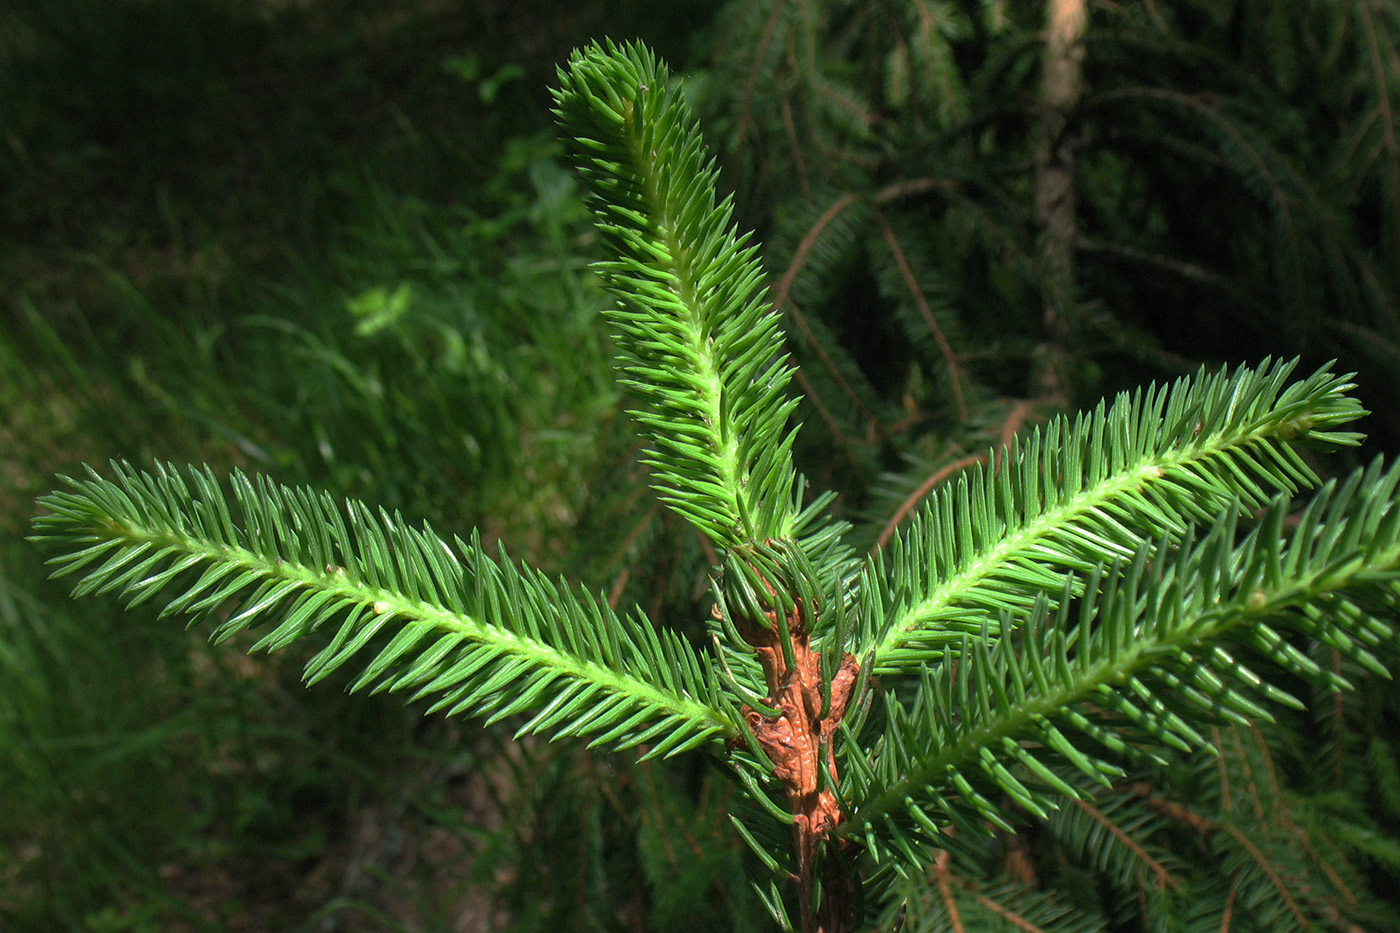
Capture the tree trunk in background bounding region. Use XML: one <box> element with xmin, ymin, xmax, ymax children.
<box><xmin>1035</xmin><ymin>0</ymin><xmax>1087</xmax><ymax>402</ymax></box>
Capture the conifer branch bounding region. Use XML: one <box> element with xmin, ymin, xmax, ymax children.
<box><xmin>843</xmin><ymin>459</ymin><xmax>1400</xmax><ymax>865</ymax></box>
<box><xmin>553</xmin><ymin>41</ymin><xmax>801</xmax><ymax>548</ymax></box>
<box><xmin>857</xmin><ymin>359</ymin><xmax>1366</xmax><ymax>674</ymax></box>
<box><xmin>32</xmin><ymin>462</ymin><xmax>740</xmax><ymax>758</ymax></box>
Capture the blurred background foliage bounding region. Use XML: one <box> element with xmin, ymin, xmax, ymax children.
<box><xmin>2</xmin><ymin>0</ymin><xmax>1399</xmax><ymax>930</ymax></box>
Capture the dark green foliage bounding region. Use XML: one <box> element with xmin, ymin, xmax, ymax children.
<box><xmin>693</xmin><ymin>0</ymin><xmax>1400</xmax><ymax>453</ymax></box>
<box><xmin>1</xmin><ymin>2</ymin><xmax>669</xmax><ymax>926</ymax></box>
<box><xmin>24</xmin><ymin>38</ymin><xmax>1400</xmax><ymax>933</ymax></box>
<box><xmin>9</xmin><ymin>3</ymin><xmax>1400</xmax><ymax>930</ymax></box>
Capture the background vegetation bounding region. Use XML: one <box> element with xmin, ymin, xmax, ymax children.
<box><xmin>3</xmin><ymin>0</ymin><xmax>1398</xmax><ymax>930</ymax></box>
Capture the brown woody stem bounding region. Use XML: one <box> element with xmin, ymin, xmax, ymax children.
<box><xmin>732</xmin><ymin>567</ymin><xmax>861</xmax><ymax>933</ymax></box>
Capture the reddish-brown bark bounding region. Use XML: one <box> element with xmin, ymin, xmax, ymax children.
<box><xmin>730</xmin><ymin>562</ymin><xmax>861</xmax><ymax>933</ymax></box>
